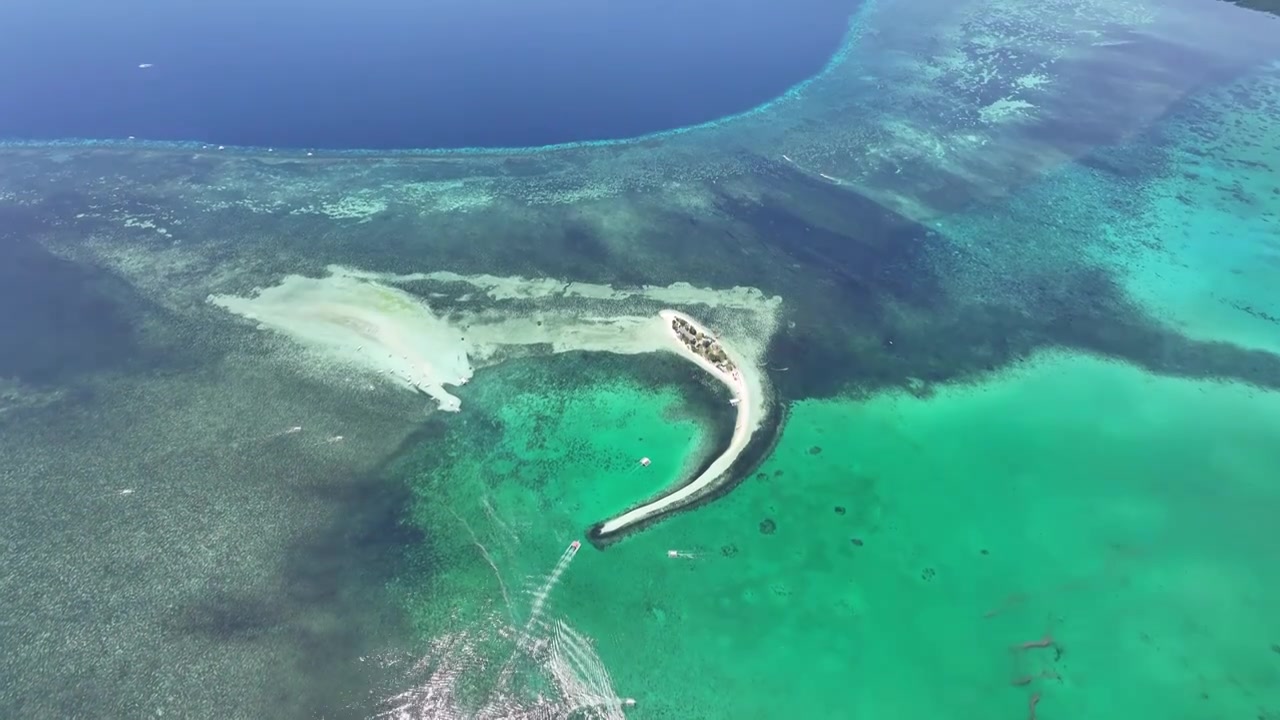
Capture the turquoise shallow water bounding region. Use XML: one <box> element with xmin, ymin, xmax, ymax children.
<box><xmin>0</xmin><ymin>0</ymin><xmax>1278</xmax><ymax>718</ymax></box>
<box><xmin>405</xmin><ymin>350</ymin><xmax>1280</xmax><ymax>718</ymax></box>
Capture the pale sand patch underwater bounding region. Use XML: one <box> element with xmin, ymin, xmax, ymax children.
<box><xmin>209</xmin><ymin>266</ymin><xmax>782</xmax><ymax>534</ymax></box>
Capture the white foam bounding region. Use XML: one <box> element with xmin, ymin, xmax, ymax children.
<box><xmin>375</xmin><ymin>543</ymin><xmax>626</xmax><ymax>719</ymax></box>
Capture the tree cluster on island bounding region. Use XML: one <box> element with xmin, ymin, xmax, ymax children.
<box><xmin>671</xmin><ymin>317</ymin><xmax>737</xmax><ymax>374</ymax></box>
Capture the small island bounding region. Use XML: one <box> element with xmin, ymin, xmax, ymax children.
<box><xmin>591</xmin><ymin>309</ymin><xmax>769</xmax><ymax>540</ymax></box>
<box><xmin>671</xmin><ymin>315</ymin><xmax>737</xmax><ymax>375</ymax></box>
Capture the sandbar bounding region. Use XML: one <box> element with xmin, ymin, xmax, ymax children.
<box><xmin>593</xmin><ymin>310</ymin><xmax>766</xmax><ymax>536</ymax></box>
<box><xmin>208</xmin><ymin>267</ymin><xmax>779</xmax><ymax>539</ymax></box>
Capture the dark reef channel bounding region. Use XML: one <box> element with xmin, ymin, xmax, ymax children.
<box><xmin>736</xmin><ymin>161</ymin><xmax>1280</xmax><ymax>402</ymax></box>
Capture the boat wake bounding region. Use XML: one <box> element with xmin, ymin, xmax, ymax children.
<box><xmin>371</xmin><ymin>540</ymin><xmax>630</xmax><ymax>719</ymax></box>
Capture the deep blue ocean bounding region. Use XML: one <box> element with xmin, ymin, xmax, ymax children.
<box><xmin>0</xmin><ymin>0</ymin><xmax>853</xmax><ymax>150</ymax></box>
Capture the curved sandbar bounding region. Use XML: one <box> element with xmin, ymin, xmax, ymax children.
<box><xmin>592</xmin><ymin>310</ymin><xmax>771</xmax><ymax>538</ymax></box>
<box><xmin>207</xmin><ymin>267</ymin><xmax>781</xmax><ymax>541</ymax></box>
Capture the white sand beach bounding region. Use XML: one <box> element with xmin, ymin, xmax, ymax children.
<box><xmin>596</xmin><ymin>310</ymin><xmax>765</xmax><ymax>535</ymax></box>
<box><xmin>209</xmin><ymin>267</ymin><xmax>778</xmax><ymax>537</ymax></box>
<box><xmin>209</xmin><ymin>271</ymin><xmax>476</xmax><ymax>411</ymax></box>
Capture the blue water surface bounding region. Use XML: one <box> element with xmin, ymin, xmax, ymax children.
<box><xmin>0</xmin><ymin>0</ymin><xmax>855</xmax><ymax>150</ymax></box>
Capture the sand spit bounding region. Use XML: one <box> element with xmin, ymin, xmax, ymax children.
<box><xmin>209</xmin><ymin>266</ymin><xmax>780</xmax><ymax>537</ymax></box>
<box><xmin>334</xmin><ymin>266</ymin><xmax>778</xmax><ymax>311</ymax></box>
<box><xmin>594</xmin><ymin>310</ymin><xmax>765</xmax><ymax>536</ymax></box>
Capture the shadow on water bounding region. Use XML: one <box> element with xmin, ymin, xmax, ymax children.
<box><xmin>0</xmin><ymin>200</ymin><xmax>214</xmax><ymax>389</ymax></box>
<box><xmin>0</xmin><ymin>209</ymin><xmax>141</xmax><ymax>385</ymax></box>
<box><xmin>172</xmin><ymin>590</ymin><xmax>284</xmax><ymax>643</ymax></box>
<box><xmin>160</xmin><ymin>427</ymin><xmax>437</xmax><ymax>719</ymax></box>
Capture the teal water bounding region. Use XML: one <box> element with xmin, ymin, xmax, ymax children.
<box><xmin>1</xmin><ymin>0</ymin><xmax>1278</xmax><ymax>718</ymax></box>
